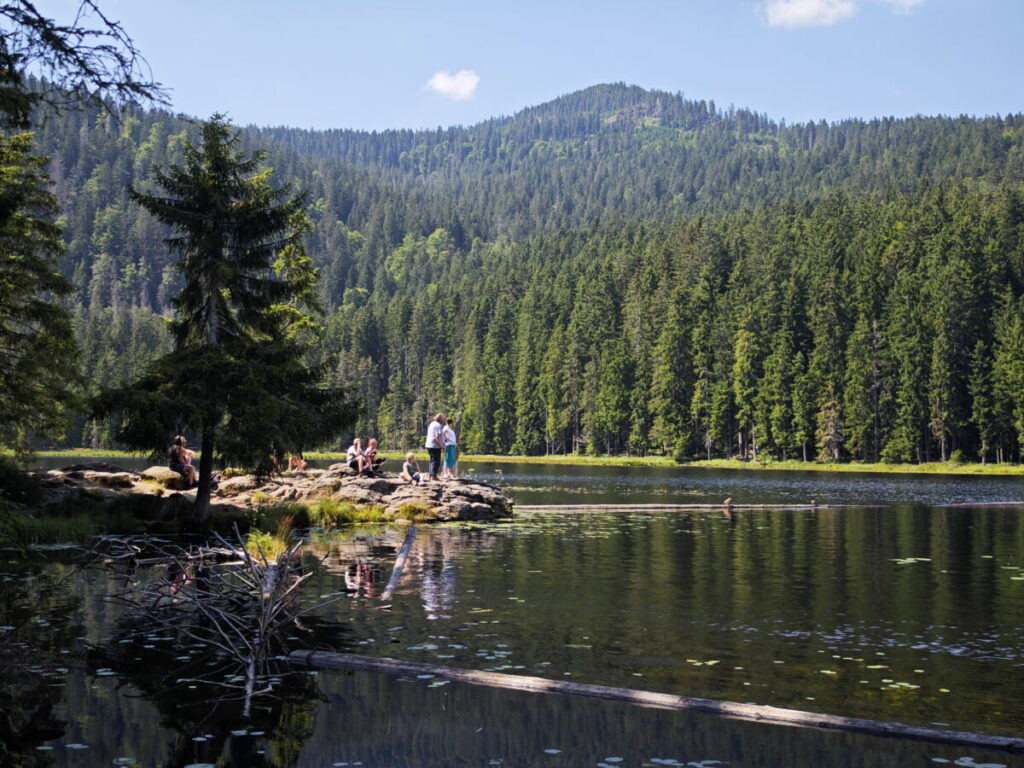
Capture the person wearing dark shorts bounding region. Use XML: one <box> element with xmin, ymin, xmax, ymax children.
<box><xmin>424</xmin><ymin>413</ymin><xmax>445</xmax><ymax>481</ymax></box>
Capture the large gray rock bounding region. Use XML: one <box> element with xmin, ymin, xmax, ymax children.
<box><xmin>316</xmin><ymin>474</ymin><xmax>512</xmax><ymax>521</ymax></box>
<box><xmin>141</xmin><ymin>465</ymin><xmax>190</xmax><ymax>490</ymax></box>
<box><xmin>210</xmin><ymin>466</ymin><xmax>513</xmax><ymax>522</ymax></box>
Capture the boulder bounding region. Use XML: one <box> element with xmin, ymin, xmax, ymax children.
<box><xmin>217</xmin><ymin>474</ymin><xmax>262</xmax><ymax>496</ymax></box>
<box><xmin>82</xmin><ymin>471</ymin><xmax>136</xmax><ymax>488</ymax></box>
<box><xmin>59</xmin><ymin>462</ymin><xmax>134</xmax><ymax>474</ymax></box>
<box><xmin>141</xmin><ymin>465</ymin><xmax>190</xmax><ymax>490</ymax></box>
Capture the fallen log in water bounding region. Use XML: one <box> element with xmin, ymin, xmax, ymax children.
<box><xmin>516</xmin><ymin>503</ymin><xmax>851</xmax><ymax>511</ymax></box>
<box><xmin>380</xmin><ymin>525</ymin><xmax>417</xmax><ymax>602</ymax></box>
<box><xmin>288</xmin><ymin>650</ymin><xmax>1024</xmax><ymax>752</ymax></box>
<box><xmin>516</xmin><ymin>502</ymin><xmax>1024</xmax><ymax>512</ymax></box>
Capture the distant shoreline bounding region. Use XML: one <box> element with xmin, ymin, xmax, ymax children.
<box><xmin>17</xmin><ymin>449</ymin><xmax>1024</xmax><ymax>477</ymax></box>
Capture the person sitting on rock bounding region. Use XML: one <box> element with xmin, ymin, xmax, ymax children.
<box><xmin>346</xmin><ymin>438</ymin><xmax>366</xmax><ymax>472</ymax></box>
<box><xmin>363</xmin><ymin>438</ymin><xmax>385</xmax><ymax>474</ymax></box>
<box><xmin>288</xmin><ymin>453</ymin><xmax>307</xmax><ymax>472</ymax></box>
<box><xmin>400</xmin><ymin>452</ymin><xmax>421</xmax><ymax>485</ymax></box>
<box><xmin>168</xmin><ymin>435</ymin><xmax>197</xmax><ymax>488</ymax></box>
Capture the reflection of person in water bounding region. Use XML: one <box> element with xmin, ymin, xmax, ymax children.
<box><xmin>345</xmin><ymin>562</ymin><xmax>377</xmax><ymax>597</ymax></box>
<box><xmin>419</xmin><ymin>536</ymin><xmax>458</xmax><ymax>620</ymax></box>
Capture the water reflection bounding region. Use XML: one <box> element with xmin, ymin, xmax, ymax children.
<box><xmin>301</xmin><ymin>669</ymin><xmax>1021</xmax><ymax>768</ymax></box>
<box><xmin>5</xmin><ymin>484</ymin><xmax>1024</xmax><ymax>765</ymax></box>
<box><xmin>309</xmin><ymin>507</ymin><xmax>1024</xmax><ymax>740</ymax></box>
<box><xmin>25</xmin><ymin>455</ymin><xmax>1024</xmax><ymax>506</ymax></box>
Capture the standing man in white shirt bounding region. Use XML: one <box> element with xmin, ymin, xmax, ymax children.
<box><xmin>425</xmin><ymin>413</ymin><xmax>446</xmax><ymax>481</ymax></box>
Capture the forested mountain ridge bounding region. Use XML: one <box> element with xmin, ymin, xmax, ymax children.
<box><xmin>27</xmin><ymin>83</ymin><xmax>1024</xmax><ymax>462</ymax></box>
<box><xmin>250</xmin><ymin>82</ymin><xmax>1024</xmax><ymax>238</ymax></box>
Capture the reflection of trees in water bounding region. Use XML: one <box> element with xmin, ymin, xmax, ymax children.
<box><xmin>0</xmin><ymin>566</ymin><xmax>79</xmax><ymax>766</ymax></box>
<box><xmin>306</xmin><ymin>670</ymin><xmax>1014</xmax><ymax>767</ymax></box>
<box><xmin>90</xmin><ymin>631</ymin><xmax>323</xmax><ymax>768</ymax></box>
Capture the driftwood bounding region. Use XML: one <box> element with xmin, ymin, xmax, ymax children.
<box><xmin>380</xmin><ymin>525</ymin><xmax>418</xmax><ymax>602</ymax></box>
<box><xmin>98</xmin><ymin>530</ymin><xmax>336</xmax><ymax>718</ymax></box>
<box><xmin>518</xmin><ymin>502</ymin><xmax>1024</xmax><ymax>512</ymax></box>
<box><xmin>516</xmin><ymin>503</ymin><xmax>850</xmax><ymax>511</ymax></box>
<box><xmin>288</xmin><ymin>651</ymin><xmax>1024</xmax><ymax>753</ymax></box>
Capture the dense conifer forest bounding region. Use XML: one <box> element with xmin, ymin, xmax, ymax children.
<box><xmin>33</xmin><ymin>83</ymin><xmax>1024</xmax><ymax>461</ymax></box>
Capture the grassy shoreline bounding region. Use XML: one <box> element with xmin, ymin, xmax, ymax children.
<box><xmin>17</xmin><ymin>448</ymin><xmax>1024</xmax><ymax>476</ymax></box>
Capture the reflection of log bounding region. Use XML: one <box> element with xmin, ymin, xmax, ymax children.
<box><xmin>288</xmin><ymin>651</ymin><xmax>1024</xmax><ymax>752</ymax></box>
<box><xmin>380</xmin><ymin>525</ymin><xmax>418</xmax><ymax>602</ymax></box>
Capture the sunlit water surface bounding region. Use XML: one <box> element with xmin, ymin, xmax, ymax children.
<box><xmin>5</xmin><ymin>459</ymin><xmax>1024</xmax><ymax>766</ymax></box>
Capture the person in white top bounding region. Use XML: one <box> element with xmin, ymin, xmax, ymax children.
<box><xmin>424</xmin><ymin>413</ymin><xmax>445</xmax><ymax>481</ymax></box>
<box><xmin>346</xmin><ymin>437</ymin><xmax>366</xmax><ymax>472</ymax></box>
<box><xmin>442</xmin><ymin>418</ymin><xmax>458</xmax><ymax>479</ymax></box>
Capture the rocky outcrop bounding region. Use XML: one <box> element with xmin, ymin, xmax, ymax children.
<box><xmin>27</xmin><ymin>462</ymin><xmax>514</xmax><ymax>523</ymax></box>
<box><xmin>216</xmin><ymin>463</ymin><xmax>513</xmax><ymax>522</ymax></box>
<box><xmin>29</xmin><ymin>464</ymin><xmax>194</xmax><ymax>520</ymax></box>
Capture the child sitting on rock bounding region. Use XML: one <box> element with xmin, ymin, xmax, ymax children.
<box><xmin>400</xmin><ymin>452</ymin><xmax>421</xmax><ymax>485</ymax></box>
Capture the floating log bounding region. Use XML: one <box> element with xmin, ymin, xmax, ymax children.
<box><xmin>516</xmin><ymin>502</ymin><xmax>1024</xmax><ymax>512</ymax></box>
<box><xmin>380</xmin><ymin>525</ymin><xmax>417</xmax><ymax>602</ymax></box>
<box><xmin>288</xmin><ymin>650</ymin><xmax>1024</xmax><ymax>752</ymax></box>
<box><xmin>514</xmin><ymin>503</ymin><xmax>872</xmax><ymax>512</ymax></box>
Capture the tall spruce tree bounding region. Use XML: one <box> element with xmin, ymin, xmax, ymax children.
<box><xmin>99</xmin><ymin>116</ymin><xmax>357</xmax><ymax>525</ymax></box>
<box><xmin>0</xmin><ymin>132</ymin><xmax>80</xmax><ymax>455</ymax></box>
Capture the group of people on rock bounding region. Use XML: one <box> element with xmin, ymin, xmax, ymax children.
<box><xmin>424</xmin><ymin>413</ymin><xmax>458</xmax><ymax>481</ymax></box>
<box><xmin>400</xmin><ymin>414</ymin><xmax>459</xmax><ymax>485</ymax></box>
<box><xmin>346</xmin><ymin>436</ymin><xmax>385</xmax><ymax>474</ymax></box>
<box><xmin>168</xmin><ymin>413</ymin><xmax>459</xmax><ymax>488</ymax></box>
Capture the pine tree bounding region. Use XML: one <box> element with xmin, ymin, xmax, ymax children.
<box><xmin>0</xmin><ymin>133</ymin><xmax>81</xmax><ymax>454</ymax></box>
<box><xmin>98</xmin><ymin>116</ymin><xmax>357</xmax><ymax>525</ymax></box>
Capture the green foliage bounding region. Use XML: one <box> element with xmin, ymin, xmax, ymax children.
<box><xmin>0</xmin><ymin>499</ymin><xmax>26</xmax><ymax>549</ymax></box>
<box><xmin>0</xmin><ymin>456</ymin><xmax>40</xmax><ymax>504</ymax></box>
<box><xmin>97</xmin><ymin>117</ymin><xmax>358</xmax><ymax>524</ymax></box>
<box><xmin>309</xmin><ymin>498</ymin><xmax>386</xmax><ymax>527</ymax></box>
<box><xmin>396</xmin><ymin>501</ymin><xmax>434</xmax><ymax>521</ymax></box>
<box><xmin>15</xmin><ymin>83</ymin><xmax>1024</xmax><ymax>467</ymax></box>
<box><xmin>0</xmin><ymin>133</ymin><xmax>81</xmax><ymax>455</ymax></box>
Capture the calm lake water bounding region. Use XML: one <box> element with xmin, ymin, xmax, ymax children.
<box><xmin>5</xmin><ymin>459</ymin><xmax>1024</xmax><ymax>766</ymax></box>
<box><xmin>30</xmin><ymin>454</ymin><xmax>1024</xmax><ymax>506</ymax></box>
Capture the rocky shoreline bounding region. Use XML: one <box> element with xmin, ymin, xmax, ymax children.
<box><xmin>28</xmin><ymin>462</ymin><xmax>514</xmax><ymax>523</ymax></box>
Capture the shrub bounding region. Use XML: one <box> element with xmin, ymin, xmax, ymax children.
<box><xmin>949</xmin><ymin>449</ymin><xmax>966</xmax><ymax>465</ymax></box>
<box><xmin>0</xmin><ymin>457</ymin><xmax>41</xmax><ymax>504</ymax></box>
<box><xmin>245</xmin><ymin>529</ymin><xmax>289</xmax><ymax>564</ymax></box>
<box><xmin>0</xmin><ymin>500</ymin><xmax>26</xmax><ymax>549</ymax></box>
<box><xmin>250</xmin><ymin>502</ymin><xmax>310</xmax><ymax>532</ymax></box>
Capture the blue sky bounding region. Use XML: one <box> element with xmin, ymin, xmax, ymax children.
<box><xmin>38</xmin><ymin>0</ymin><xmax>1024</xmax><ymax>131</ymax></box>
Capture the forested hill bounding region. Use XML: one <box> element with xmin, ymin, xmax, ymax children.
<box><xmin>28</xmin><ymin>83</ymin><xmax>1024</xmax><ymax>463</ymax></box>
<box><xmin>248</xmin><ymin>83</ymin><xmax>1024</xmax><ymax>239</ymax></box>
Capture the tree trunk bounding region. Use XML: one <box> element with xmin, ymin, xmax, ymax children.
<box><xmin>186</xmin><ymin>428</ymin><xmax>216</xmax><ymax>530</ymax></box>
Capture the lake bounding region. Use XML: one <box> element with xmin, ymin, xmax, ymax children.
<box><xmin>4</xmin><ymin>459</ymin><xmax>1024</xmax><ymax>766</ymax></box>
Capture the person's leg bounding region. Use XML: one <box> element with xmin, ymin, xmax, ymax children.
<box><xmin>428</xmin><ymin>448</ymin><xmax>441</xmax><ymax>479</ymax></box>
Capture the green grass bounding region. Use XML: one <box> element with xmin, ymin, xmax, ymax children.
<box><xmin>26</xmin><ymin>447</ymin><xmax>1023</xmax><ymax>477</ymax></box>
<box><xmin>241</xmin><ymin>499</ymin><xmax>393</xmax><ymax>535</ymax></box>
<box><xmin>308</xmin><ymin>499</ymin><xmax>388</xmax><ymax>527</ymax></box>
<box><xmin>687</xmin><ymin>458</ymin><xmax>1024</xmax><ymax>476</ymax></box>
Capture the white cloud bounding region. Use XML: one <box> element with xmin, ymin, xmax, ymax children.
<box><xmin>423</xmin><ymin>69</ymin><xmax>480</xmax><ymax>101</ymax></box>
<box><xmin>763</xmin><ymin>0</ymin><xmax>857</xmax><ymax>27</ymax></box>
<box><xmin>762</xmin><ymin>0</ymin><xmax>926</xmax><ymax>27</ymax></box>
